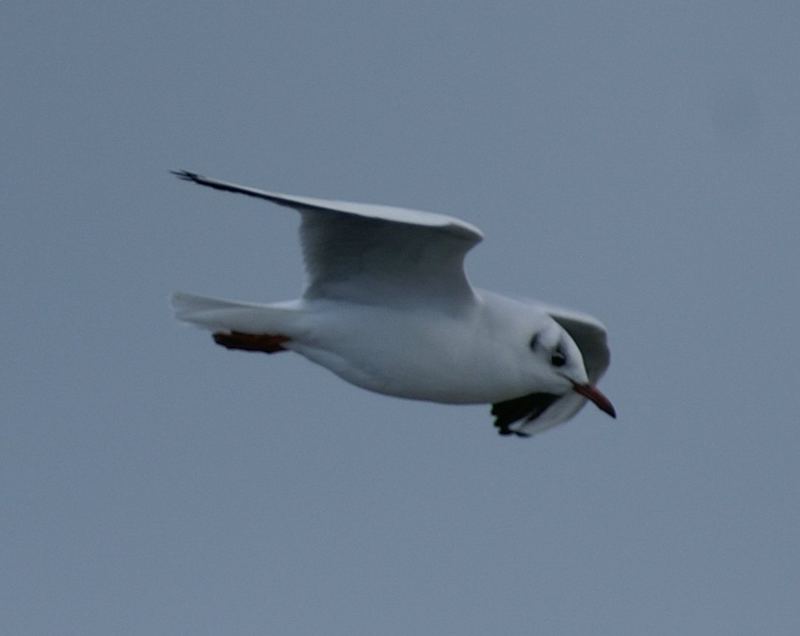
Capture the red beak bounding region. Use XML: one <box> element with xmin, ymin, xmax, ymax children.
<box><xmin>572</xmin><ymin>383</ymin><xmax>616</xmax><ymax>418</ymax></box>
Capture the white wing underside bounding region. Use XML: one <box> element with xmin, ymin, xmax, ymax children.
<box><xmin>173</xmin><ymin>171</ymin><xmax>484</xmax><ymax>308</ymax></box>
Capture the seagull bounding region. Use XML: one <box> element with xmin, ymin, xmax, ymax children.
<box><xmin>171</xmin><ymin>171</ymin><xmax>615</xmax><ymax>437</ymax></box>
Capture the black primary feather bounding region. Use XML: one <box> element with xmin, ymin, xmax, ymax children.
<box><xmin>491</xmin><ymin>392</ymin><xmax>560</xmax><ymax>438</ymax></box>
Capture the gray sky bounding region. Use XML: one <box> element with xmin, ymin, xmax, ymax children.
<box><xmin>3</xmin><ymin>2</ymin><xmax>799</xmax><ymax>634</ymax></box>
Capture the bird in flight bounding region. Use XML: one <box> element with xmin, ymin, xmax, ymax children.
<box><xmin>171</xmin><ymin>171</ymin><xmax>615</xmax><ymax>437</ymax></box>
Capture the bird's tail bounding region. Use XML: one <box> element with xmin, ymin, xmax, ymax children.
<box><xmin>171</xmin><ymin>292</ymin><xmax>302</xmax><ymax>336</ymax></box>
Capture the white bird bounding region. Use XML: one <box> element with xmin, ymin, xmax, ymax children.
<box><xmin>171</xmin><ymin>171</ymin><xmax>615</xmax><ymax>437</ymax></box>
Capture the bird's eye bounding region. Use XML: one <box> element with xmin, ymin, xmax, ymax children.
<box><xmin>529</xmin><ymin>333</ymin><xmax>539</xmax><ymax>350</ymax></box>
<box><xmin>550</xmin><ymin>347</ymin><xmax>567</xmax><ymax>367</ymax></box>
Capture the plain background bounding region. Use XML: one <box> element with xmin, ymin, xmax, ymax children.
<box><xmin>3</xmin><ymin>2</ymin><xmax>799</xmax><ymax>634</ymax></box>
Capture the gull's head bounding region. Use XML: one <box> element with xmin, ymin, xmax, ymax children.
<box><xmin>527</xmin><ymin>321</ymin><xmax>616</xmax><ymax>418</ymax></box>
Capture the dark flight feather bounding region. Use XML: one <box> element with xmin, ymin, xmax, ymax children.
<box><xmin>491</xmin><ymin>392</ymin><xmax>560</xmax><ymax>438</ymax></box>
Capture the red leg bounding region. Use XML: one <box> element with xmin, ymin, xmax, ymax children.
<box><xmin>212</xmin><ymin>331</ymin><xmax>291</xmax><ymax>354</ymax></box>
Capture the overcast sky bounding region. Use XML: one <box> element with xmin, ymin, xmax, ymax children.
<box><xmin>3</xmin><ymin>2</ymin><xmax>800</xmax><ymax>634</ymax></box>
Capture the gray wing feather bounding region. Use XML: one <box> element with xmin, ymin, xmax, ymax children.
<box><xmin>299</xmin><ymin>211</ymin><xmax>479</xmax><ymax>304</ymax></box>
<box><xmin>172</xmin><ymin>171</ymin><xmax>483</xmax><ymax>306</ymax></box>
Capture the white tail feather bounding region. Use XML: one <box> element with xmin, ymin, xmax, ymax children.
<box><xmin>171</xmin><ymin>292</ymin><xmax>301</xmax><ymax>335</ymax></box>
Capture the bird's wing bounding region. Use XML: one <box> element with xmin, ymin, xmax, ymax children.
<box><xmin>542</xmin><ymin>305</ymin><xmax>610</xmax><ymax>384</ymax></box>
<box><xmin>173</xmin><ymin>171</ymin><xmax>483</xmax><ymax>307</ymax></box>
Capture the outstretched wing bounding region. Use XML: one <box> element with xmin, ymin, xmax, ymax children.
<box><xmin>173</xmin><ymin>171</ymin><xmax>483</xmax><ymax>307</ymax></box>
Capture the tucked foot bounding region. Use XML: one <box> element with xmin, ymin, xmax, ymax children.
<box><xmin>212</xmin><ymin>331</ymin><xmax>291</xmax><ymax>354</ymax></box>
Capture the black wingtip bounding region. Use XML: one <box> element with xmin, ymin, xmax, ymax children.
<box><xmin>495</xmin><ymin>428</ymin><xmax>532</xmax><ymax>438</ymax></box>
<box><xmin>171</xmin><ymin>169</ymin><xmax>200</xmax><ymax>182</ymax></box>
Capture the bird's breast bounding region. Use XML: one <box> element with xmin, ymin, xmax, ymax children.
<box><xmin>293</xmin><ymin>302</ymin><xmax>532</xmax><ymax>404</ymax></box>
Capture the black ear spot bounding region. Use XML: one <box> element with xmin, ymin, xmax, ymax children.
<box><xmin>529</xmin><ymin>333</ymin><xmax>540</xmax><ymax>350</ymax></box>
<box><xmin>550</xmin><ymin>343</ymin><xmax>567</xmax><ymax>367</ymax></box>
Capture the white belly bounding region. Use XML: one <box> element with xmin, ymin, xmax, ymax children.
<box><xmin>289</xmin><ymin>301</ymin><xmax>533</xmax><ymax>404</ymax></box>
